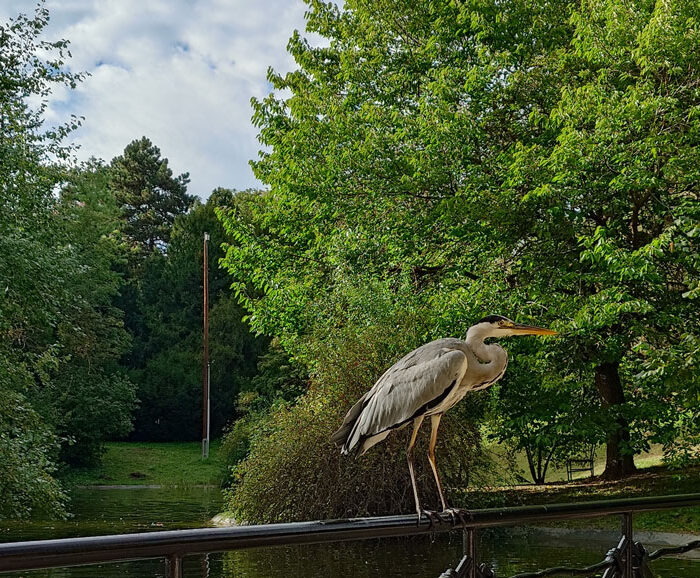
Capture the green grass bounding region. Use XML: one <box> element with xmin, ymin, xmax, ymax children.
<box><xmin>486</xmin><ymin>442</ymin><xmax>667</xmax><ymax>484</ymax></box>
<box><xmin>60</xmin><ymin>440</ymin><xmax>698</xmax><ymax>534</ymax></box>
<box><xmin>60</xmin><ymin>441</ymin><xmax>226</xmax><ymax>487</ymax></box>
<box><xmin>456</xmin><ymin>464</ymin><xmax>700</xmax><ymax>534</ymax></box>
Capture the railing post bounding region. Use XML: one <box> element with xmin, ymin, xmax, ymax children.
<box><xmin>603</xmin><ymin>512</ymin><xmax>634</xmax><ymax>578</ymax></box>
<box><xmin>464</xmin><ymin>528</ymin><xmax>477</xmax><ymax>578</ymax></box>
<box><xmin>165</xmin><ymin>553</ymin><xmax>183</xmax><ymax>578</ymax></box>
<box><xmin>622</xmin><ymin>513</ymin><xmax>633</xmax><ymax>578</ymax></box>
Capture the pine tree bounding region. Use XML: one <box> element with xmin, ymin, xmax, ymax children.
<box><xmin>110</xmin><ymin>137</ymin><xmax>194</xmax><ymax>254</ymax></box>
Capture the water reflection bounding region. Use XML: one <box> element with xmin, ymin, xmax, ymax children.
<box><xmin>218</xmin><ymin>532</ymin><xmax>698</xmax><ymax>578</ymax></box>
<box><xmin>0</xmin><ymin>488</ymin><xmax>696</xmax><ymax>577</ymax></box>
<box><xmin>0</xmin><ymin>486</ymin><xmax>223</xmax><ymax>542</ymax></box>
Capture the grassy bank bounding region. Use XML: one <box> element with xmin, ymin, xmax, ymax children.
<box><xmin>456</xmin><ymin>464</ymin><xmax>700</xmax><ymax>534</ymax></box>
<box><xmin>63</xmin><ymin>441</ymin><xmax>697</xmax><ymax>534</ymax></box>
<box><xmin>60</xmin><ymin>441</ymin><xmax>225</xmax><ymax>487</ymax></box>
<box><xmin>485</xmin><ymin>441</ymin><xmax>668</xmax><ymax>484</ymax></box>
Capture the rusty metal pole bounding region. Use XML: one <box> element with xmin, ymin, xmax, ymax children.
<box><xmin>202</xmin><ymin>232</ymin><xmax>210</xmax><ymax>459</ymax></box>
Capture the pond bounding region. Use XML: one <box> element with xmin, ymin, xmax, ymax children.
<box><xmin>0</xmin><ymin>487</ymin><xmax>697</xmax><ymax>577</ymax></box>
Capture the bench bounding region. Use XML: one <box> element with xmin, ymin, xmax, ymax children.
<box><xmin>566</xmin><ymin>445</ymin><xmax>596</xmax><ymax>481</ymax></box>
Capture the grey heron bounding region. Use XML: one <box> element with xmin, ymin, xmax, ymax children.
<box><xmin>331</xmin><ymin>315</ymin><xmax>557</xmax><ymax>518</ymax></box>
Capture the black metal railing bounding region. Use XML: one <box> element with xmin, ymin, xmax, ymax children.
<box><xmin>0</xmin><ymin>493</ymin><xmax>698</xmax><ymax>577</ymax></box>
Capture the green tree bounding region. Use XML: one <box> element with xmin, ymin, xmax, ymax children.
<box><xmin>110</xmin><ymin>137</ymin><xmax>194</xmax><ymax>255</ymax></box>
<box><xmin>223</xmin><ymin>0</ymin><xmax>575</xmax><ymax>350</ymax></box>
<box><xmin>488</xmin><ymin>343</ymin><xmax>602</xmax><ymax>484</ymax></box>
<box><xmin>220</xmin><ymin>337</ymin><xmax>307</xmax><ymax>477</ymax></box>
<box><xmin>129</xmin><ymin>190</ymin><xmax>265</xmax><ymax>440</ymax></box>
<box><xmin>220</xmin><ymin>0</ymin><xmax>574</xmax><ymax>520</ymax></box>
<box><xmin>221</xmin><ymin>0</ymin><xmax>698</xmax><ymax>524</ymax></box>
<box><xmin>41</xmin><ymin>161</ymin><xmax>138</xmax><ymax>465</ymax></box>
<box><xmin>109</xmin><ymin>136</ymin><xmax>198</xmax><ymax>441</ymax></box>
<box><xmin>0</xmin><ymin>391</ymin><xmax>65</xmax><ymax>519</ymax></box>
<box><xmin>0</xmin><ymin>1</ymin><xmax>84</xmax><ymax>517</ymax></box>
<box><xmin>504</xmin><ymin>0</ymin><xmax>700</xmax><ymax>476</ymax></box>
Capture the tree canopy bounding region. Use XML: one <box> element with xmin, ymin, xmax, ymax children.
<box><xmin>2</xmin><ymin>0</ymin><xmax>697</xmax><ymax>523</ymax></box>
<box><xmin>0</xmin><ymin>4</ymin><xmax>263</xmax><ymax>518</ymax></box>
<box><xmin>125</xmin><ymin>190</ymin><xmax>266</xmax><ymax>441</ymax></box>
<box><xmin>220</xmin><ymin>0</ymin><xmax>699</xmax><ymax>521</ymax></box>
<box><xmin>111</xmin><ymin>136</ymin><xmax>194</xmax><ymax>255</ymax></box>
<box><xmin>0</xmin><ymin>4</ymin><xmax>129</xmax><ymax>515</ymax></box>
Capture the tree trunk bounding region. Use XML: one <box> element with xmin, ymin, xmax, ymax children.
<box><xmin>525</xmin><ymin>443</ymin><xmax>555</xmax><ymax>485</ymax></box>
<box><xmin>594</xmin><ymin>362</ymin><xmax>637</xmax><ymax>479</ymax></box>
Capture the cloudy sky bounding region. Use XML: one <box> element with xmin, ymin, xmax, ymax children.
<box><xmin>2</xmin><ymin>0</ymin><xmax>313</xmax><ymax>198</ymax></box>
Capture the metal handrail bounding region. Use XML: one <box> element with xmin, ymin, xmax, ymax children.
<box><xmin>1</xmin><ymin>493</ymin><xmax>699</xmax><ymax>576</ymax></box>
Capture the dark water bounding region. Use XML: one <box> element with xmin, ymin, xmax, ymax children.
<box><xmin>0</xmin><ymin>487</ymin><xmax>223</xmax><ymax>542</ymax></box>
<box><xmin>0</xmin><ymin>487</ymin><xmax>697</xmax><ymax>577</ymax></box>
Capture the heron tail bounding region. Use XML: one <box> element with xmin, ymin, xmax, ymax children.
<box><xmin>330</xmin><ymin>424</ymin><xmax>354</xmax><ymax>455</ymax></box>
<box><xmin>331</xmin><ymin>392</ymin><xmax>369</xmax><ymax>454</ymax></box>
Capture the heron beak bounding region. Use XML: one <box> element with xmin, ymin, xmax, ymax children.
<box><xmin>509</xmin><ymin>323</ymin><xmax>558</xmax><ymax>336</ymax></box>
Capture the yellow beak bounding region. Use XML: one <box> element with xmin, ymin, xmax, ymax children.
<box><xmin>509</xmin><ymin>323</ymin><xmax>558</xmax><ymax>336</ymax></box>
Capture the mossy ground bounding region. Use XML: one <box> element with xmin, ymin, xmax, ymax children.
<box><xmin>59</xmin><ymin>441</ymin><xmax>226</xmax><ymax>487</ymax></box>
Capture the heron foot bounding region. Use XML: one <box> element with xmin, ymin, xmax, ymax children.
<box><xmin>417</xmin><ymin>509</ymin><xmax>442</xmax><ymax>527</ymax></box>
<box><xmin>442</xmin><ymin>507</ymin><xmax>472</xmax><ymax>527</ymax></box>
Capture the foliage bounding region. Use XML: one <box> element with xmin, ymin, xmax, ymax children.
<box><xmin>488</xmin><ymin>343</ymin><xmax>603</xmax><ymax>484</ymax></box>
<box><xmin>1</xmin><ymin>3</ymin><xmax>141</xmax><ymax>519</ymax></box>
<box><xmin>127</xmin><ymin>190</ymin><xmax>266</xmax><ymax>440</ymax></box>
<box><xmin>224</xmin><ymin>281</ymin><xmax>501</xmax><ymax>522</ymax></box>
<box><xmin>0</xmin><ymin>2</ymin><xmax>84</xmax><ymax>517</ymax></box>
<box><xmin>220</xmin><ymin>0</ymin><xmax>572</xmax><ymax>520</ymax></box>
<box><xmin>221</xmin><ymin>0</ymin><xmax>699</xmax><ymax>520</ymax></box>
<box><xmin>507</xmin><ymin>0</ymin><xmax>700</xmax><ymax>475</ymax></box>
<box><xmin>2</xmin><ymin>0</ymin><xmax>697</xmax><ymax>524</ymax></box>
<box><xmin>220</xmin><ymin>338</ymin><xmax>307</xmax><ymax>482</ymax></box>
<box><xmin>0</xmin><ymin>1</ymin><xmax>84</xmax><ymax>386</ymax></box>
<box><xmin>224</xmin><ymin>309</ymin><xmax>425</xmax><ymax>522</ymax></box>
<box><xmin>239</xmin><ymin>339</ymin><xmax>307</xmax><ymax>413</ymax></box>
<box><xmin>42</xmin><ymin>367</ymin><xmax>137</xmax><ymax>466</ymax></box>
<box><xmin>45</xmin><ymin>162</ymin><xmax>138</xmax><ymax>465</ymax></box>
<box><xmin>110</xmin><ymin>136</ymin><xmax>194</xmax><ymax>255</ymax></box>
<box><xmin>0</xmin><ymin>390</ymin><xmax>66</xmax><ymax>519</ymax></box>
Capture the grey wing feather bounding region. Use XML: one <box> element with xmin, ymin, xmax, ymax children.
<box><xmin>333</xmin><ymin>338</ymin><xmax>469</xmax><ymax>454</ymax></box>
<box><xmin>330</xmin><ymin>391</ymin><xmax>369</xmax><ymax>447</ymax></box>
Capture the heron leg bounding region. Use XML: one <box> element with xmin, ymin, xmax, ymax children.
<box><xmin>427</xmin><ymin>413</ymin><xmax>450</xmax><ymax>511</ymax></box>
<box><xmin>406</xmin><ymin>415</ymin><xmax>425</xmax><ymax>518</ymax></box>
<box><xmin>428</xmin><ymin>415</ymin><xmax>471</xmax><ymax>527</ymax></box>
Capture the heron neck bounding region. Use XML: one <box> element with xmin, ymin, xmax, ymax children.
<box><xmin>465</xmin><ymin>328</ymin><xmax>507</xmax><ymax>368</ymax></box>
<box><xmin>470</xmin><ymin>339</ymin><xmax>506</xmax><ymax>364</ymax></box>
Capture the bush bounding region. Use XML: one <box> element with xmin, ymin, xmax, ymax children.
<box><xmin>57</xmin><ymin>369</ymin><xmax>137</xmax><ymax>466</ymax></box>
<box><xmin>220</xmin><ymin>339</ymin><xmax>308</xmax><ymax>485</ymax></box>
<box><xmin>0</xmin><ymin>390</ymin><xmax>66</xmax><ymax>519</ymax></box>
<box><xmin>224</xmin><ymin>305</ymin><xmax>495</xmax><ymax>523</ymax></box>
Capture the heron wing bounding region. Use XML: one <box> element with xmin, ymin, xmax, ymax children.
<box><xmin>338</xmin><ymin>340</ymin><xmax>468</xmax><ymax>454</ymax></box>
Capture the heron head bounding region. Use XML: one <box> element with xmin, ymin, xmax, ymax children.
<box><xmin>470</xmin><ymin>314</ymin><xmax>558</xmax><ymax>339</ymax></box>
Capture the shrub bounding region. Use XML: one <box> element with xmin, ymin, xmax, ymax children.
<box><xmin>225</xmin><ymin>307</ymin><xmax>495</xmax><ymax>522</ymax></box>
<box><xmin>0</xmin><ymin>390</ymin><xmax>66</xmax><ymax>519</ymax></box>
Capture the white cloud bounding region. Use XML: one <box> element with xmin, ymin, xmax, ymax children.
<box><xmin>1</xmin><ymin>0</ymin><xmax>312</xmax><ymax>198</ymax></box>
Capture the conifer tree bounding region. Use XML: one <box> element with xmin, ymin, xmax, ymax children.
<box><xmin>110</xmin><ymin>137</ymin><xmax>194</xmax><ymax>254</ymax></box>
